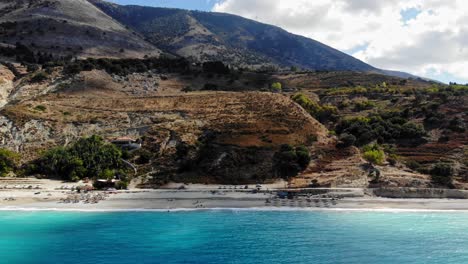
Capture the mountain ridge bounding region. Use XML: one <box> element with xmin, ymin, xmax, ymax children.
<box><xmin>89</xmin><ymin>0</ymin><xmax>418</xmax><ymax>79</ymax></box>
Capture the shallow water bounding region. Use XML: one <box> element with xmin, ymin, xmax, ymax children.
<box><xmin>1</xmin><ymin>210</ymin><xmax>468</xmax><ymax>264</ymax></box>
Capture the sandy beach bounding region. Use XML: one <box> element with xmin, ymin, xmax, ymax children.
<box><xmin>0</xmin><ymin>178</ymin><xmax>468</xmax><ymax>211</ymax></box>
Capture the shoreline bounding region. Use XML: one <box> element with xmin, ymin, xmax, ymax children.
<box><xmin>2</xmin><ymin>191</ymin><xmax>468</xmax><ymax>212</ymax></box>
<box><xmin>2</xmin><ymin>179</ymin><xmax>468</xmax><ymax>213</ymax></box>
<box><xmin>3</xmin><ymin>204</ymin><xmax>468</xmax><ymax>213</ymax></box>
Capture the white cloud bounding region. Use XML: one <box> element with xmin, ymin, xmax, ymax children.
<box><xmin>213</xmin><ymin>0</ymin><xmax>468</xmax><ymax>83</ymax></box>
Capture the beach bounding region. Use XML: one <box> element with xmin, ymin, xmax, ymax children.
<box><xmin>1</xmin><ymin>178</ymin><xmax>468</xmax><ymax>211</ymax></box>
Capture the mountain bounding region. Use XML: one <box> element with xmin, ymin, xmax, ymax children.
<box><xmin>0</xmin><ymin>0</ymin><xmax>161</xmax><ymax>58</ymax></box>
<box><xmin>90</xmin><ymin>0</ymin><xmax>379</xmax><ymax>72</ymax></box>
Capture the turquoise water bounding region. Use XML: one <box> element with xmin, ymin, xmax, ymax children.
<box><xmin>1</xmin><ymin>210</ymin><xmax>468</xmax><ymax>264</ymax></box>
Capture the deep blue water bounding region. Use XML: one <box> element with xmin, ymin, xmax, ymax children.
<box><xmin>1</xmin><ymin>210</ymin><xmax>468</xmax><ymax>264</ymax></box>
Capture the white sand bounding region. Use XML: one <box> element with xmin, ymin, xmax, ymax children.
<box><xmin>2</xmin><ymin>179</ymin><xmax>468</xmax><ymax>211</ymax></box>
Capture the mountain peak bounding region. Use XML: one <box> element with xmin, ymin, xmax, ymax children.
<box><xmin>90</xmin><ymin>1</ymin><xmax>378</xmax><ymax>72</ymax></box>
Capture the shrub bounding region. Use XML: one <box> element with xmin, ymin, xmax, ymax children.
<box><xmin>63</xmin><ymin>63</ymin><xmax>83</xmax><ymax>75</ymax></box>
<box><xmin>292</xmin><ymin>93</ymin><xmax>338</xmax><ymax>122</ymax></box>
<box><xmin>448</xmin><ymin>117</ymin><xmax>466</xmax><ymax>133</ymax></box>
<box><xmin>354</xmin><ymin>100</ymin><xmax>376</xmax><ymax>111</ymax></box>
<box><xmin>26</xmin><ymin>64</ymin><xmax>39</xmax><ymax>72</ymax></box>
<box><xmin>406</xmin><ymin>160</ymin><xmax>421</xmax><ymax>171</ymax></box>
<box><xmin>34</xmin><ymin>105</ymin><xmax>47</xmax><ymax>112</ymax></box>
<box><xmin>270</xmin><ymin>82</ymin><xmax>282</xmax><ymax>92</ymax></box>
<box><xmin>0</xmin><ymin>149</ymin><xmax>20</xmax><ymax>177</ymax></box>
<box><xmin>430</xmin><ymin>163</ymin><xmax>454</xmax><ymax>186</ymax></box>
<box><xmin>362</xmin><ymin>144</ymin><xmax>385</xmax><ymax>165</ymax></box>
<box><xmin>30</xmin><ymin>71</ymin><xmax>48</xmax><ymax>83</ymax></box>
<box><xmin>337</xmin><ymin>133</ymin><xmax>356</xmax><ymax>148</ymax></box>
<box><xmin>115</xmin><ymin>181</ymin><xmax>128</xmax><ymax>190</ymax></box>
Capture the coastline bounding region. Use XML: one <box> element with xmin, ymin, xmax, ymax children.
<box><xmin>2</xmin><ymin>189</ymin><xmax>468</xmax><ymax>212</ymax></box>
<box><xmin>2</xmin><ymin>179</ymin><xmax>468</xmax><ymax>212</ymax></box>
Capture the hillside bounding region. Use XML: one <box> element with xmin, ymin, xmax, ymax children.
<box><xmin>0</xmin><ymin>1</ymin><xmax>465</xmax><ymax>189</ymax></box>
<box><xmin>1</xmin><ymin>56</ymin><xmax>465</xmax><ymax>188</ymax></box>
<box><xmin>0</xmin><ymin>0</ymin><xmax>161</xmax><ymax>58</ymax></box>
<box><xmin>90</xmin><ymin>0</ymin><xmax>379</xmax><ymax>72</ymax></box>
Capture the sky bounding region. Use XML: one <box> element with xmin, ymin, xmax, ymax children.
<box><xmin>111</xmin><ymin>0</ymin><xmax>468</xmax><ymax>84</ymax></box>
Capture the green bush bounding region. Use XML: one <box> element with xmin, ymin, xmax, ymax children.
<box><xmin>430</xmin><ymin>163</ymin><xmax>454</xmax><ymax>186</ymax></box>
<box><xmin>362</xmin><ymin>144</ymin><xmax>385</xmax><ymax>165</ymax></box>
<box><xmin>270</xmin><ymin>82</ymin><xmax>282</xmax><ymax>92</ymax></box>
<box><xmin>292</xmin><ymin>93</ymin><xmax>338</xmax><ymax>122</ymax></box>
<box><xmin>354</xmin><ymin>100</ymin><xmax>376</xmax><ymax>111</ymax></box>
<box><xmin>0</xmin><ymin>149</ymin><xmax>20</xmax><ymax>177</ymax></box>
<box><xmin>34</xmin><ymin>135</ymin><xmax>125</xmax><ymax>181</ymax></box>
<box><xmin>335</xmin><ymin>111</ymin><xmax>426</xmax><ymax>146</ymax></box>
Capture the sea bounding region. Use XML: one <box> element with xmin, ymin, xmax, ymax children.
<box><xmin>1</xmin><ymin>209</ymin><xmax>468</xmax><ymax>264</ymax></box>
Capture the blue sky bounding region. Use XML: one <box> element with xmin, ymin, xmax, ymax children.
<box><xmin>109</xmin><ymin>1</ymin><xmax>467</xmax><ymax>84</ymax></box>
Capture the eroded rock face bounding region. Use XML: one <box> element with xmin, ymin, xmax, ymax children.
<box><xmin>0</xmin><ymin>65</ymin><xmax>14</xmax><ymax>107</ymax></box>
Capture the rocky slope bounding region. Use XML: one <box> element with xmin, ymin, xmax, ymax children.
<box><xmin>90</xmin><ymin>0</ymin><xmax>379</xmax><ymax>72</ymax></box>
<box><xmin>0</xmin><ymin>0</ymin><xmax>160</xmax><ymax>58</ymax></box>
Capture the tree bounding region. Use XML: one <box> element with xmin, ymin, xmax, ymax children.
<box><xmin>273</xmin><ymin>145</ymin><xmax>311</xmax><ymax>179</ymax></box>
<box><xmin>34</xmin><ymin>135</ymin><xmax>125</xmax><ymax>181</ymax></box>
<box><xmin>295</xmin><ymin>146</ymin><xmax>311</xmax><ymax>169</ymax></box>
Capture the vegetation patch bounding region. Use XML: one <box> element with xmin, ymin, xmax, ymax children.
<box><xmin>336</xmin><ymin>111</ymin><xmax>427</xmax><ymax>146</ymax></box>
<box><xmin>430</xmin><ymin>162</ymin><xmax>455</xmax><ymax>186</ymax></box>
<box><xmin>362</xmin><ymin>144</ymin><xmax>385</xmax><ymax>165</ymax></box>
<box><xmin>31</xmin><ymin>135</ymin><xmax>128</xmax><ymax>183</ymax></box>
<box><xmin>0</xmin><ymin>149</ymin><xmax>20</xmax><ymax>177</ymax></box>
<box><xmin>273</xmin><ymin>145</ymin><xmax>311</xmax><ymax>179</ymax></box>
<box><xmin>292</xmin><ymin>93</ymin><xmax>338</xmax><ymax>123</ymax></box>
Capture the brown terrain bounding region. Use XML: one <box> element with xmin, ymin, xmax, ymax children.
<box><xmin>1</xmin><ymin>67</ymin><xmax>331</xmax><ymax>184</ymax></box>
<box><xmin>0</xmin><ymin>0</ymin><xmax>465</xmax><ymax>190</ymax></box>
<box><xmin>2</xmin><ymin>62</ymin><xmax>465</xmax><ymax>188</ymax></box>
